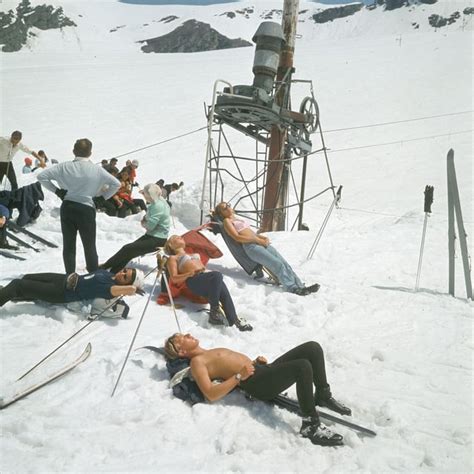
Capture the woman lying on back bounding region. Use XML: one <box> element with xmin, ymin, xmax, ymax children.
<box><xmin>214</xmin><ymin>202</ymin><xmax>319</xmax><ymax>296</ymax></box>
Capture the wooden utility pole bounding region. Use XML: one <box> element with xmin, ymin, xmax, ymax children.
<box><xmin>260</xmin><ymin>0</ymin><xmax>299</xmax><ymax>232</ymax></box>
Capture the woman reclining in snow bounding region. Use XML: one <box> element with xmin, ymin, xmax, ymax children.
<box><xmin>213</xmin><ymin>202</ymin><xmax>320</xmax><ymax>296</ymax></box>
<box><xmin>164</xmin><ymin>235</ymin><xmax>252</xmax><ymax>332</ymax></box>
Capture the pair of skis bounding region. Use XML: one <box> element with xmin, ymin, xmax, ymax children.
<box><xmin>0</xmin><ymin>344</ymin><xmax>92</xmax><ymax>410</ymax></box>
<box><xmin>3</xmin><ymin>221</ymin><xmax>58</xmax><ymax>254</ymax></box>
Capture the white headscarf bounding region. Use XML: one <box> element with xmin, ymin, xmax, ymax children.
<box><xmin>141</xmin><ymin>183</ymin><xmax>162</xmax><ymax>202</ymax></box>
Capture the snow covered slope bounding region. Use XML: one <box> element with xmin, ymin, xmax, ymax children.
<box><xmin>0</xmin><ymin>1</ymin><xmax>472</xmax><ymax>473</ymax></box>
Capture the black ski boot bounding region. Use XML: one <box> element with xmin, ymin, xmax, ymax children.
<box><xmin>315</xmin><ymin>386</ymin><xmax>352</xmax><ymax>416</ymax></box>
<box><xmin>235</xmin><ymin>317</ymin><xmax>253</xmax><ymax>332</ymax></box>
<box><xmin>0</xmin><ymin>239</ymin><xmax>19</xmax><ymax>251</ymax></box>
<box><xmin>253</xmin><ymin>267</ymin><xmax>264</xmax><ymax>280</ymax></box>
<box><xmin>208</xmin><ymin>306</ymin><xmax>226</xmax><ymax>325</ymax></box>
<box><xmin>300</xmin><ymin>416</ymin><xmax>343</xmax><ymax>447</ymax></box>
<box><xmin>294</xmin><ymin>283</ymin><xmax>320</xmax><ymax>296</ymax></box>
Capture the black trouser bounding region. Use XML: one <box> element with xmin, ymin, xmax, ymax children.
<box><xmin>60</xmin><ymin>200</ymin><xmax>98</xmax><ymax>274</ymax></box>
<box><xmin>0</xmin><ymin>219</ymin><xmax>7</xmax><ymax>244</ymax></box>
<box><xmin>0</xmin><ymin>273</ymin><xmax>66</xmax><ymax>307</ymax></box>
<box><xmin>133</xmin><ymin>199</ymin><xmax>147</xmax><ymax>212</ymax></box>
<box><xmin>0</xmin><ymin>162</ymin><xmax>18</xmax><ymax>191</ymax></box>
<box><xmin>117</xmin><ymin>200</ymin><xmax>137</xmax><ymax>218</ymax></box>
<box><xmin>185</xmin><ymin>271</ymin><xmax>238</xmax><ymax>325</ymax></box>
<box><xmin>240</xmin><ymin>341</ymin><xmax>329</xmax><ymax>418</ymax></box>
<box><xmin>102</xmin><ymin>234</ymin><xmax>166</xmax><ymax>274</ymax></box>
<box><xmin>94</xmin><ymin>196</ymin><xmax>117</xmax><ymax>217</ymax></box>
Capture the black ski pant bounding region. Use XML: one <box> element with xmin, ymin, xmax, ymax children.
<box><xmin>240</xmin><ymin>341</ymin><xmax>329</xmax><ymax>418</ymax></box>
<box><xmin>94</xmin><ymin>197</ymin><xmax>117</xmax><ymax>217</ymax></box>
<box><xmin>133</xmin><ymin>199</ymin><xmax>147</xmax><ymax>212</ymax></box>
<box><xmin>61</xmin><ymin>200</ymin><xmax>98</xmax><ymax>275</ymax></box>
<box><xmin>102</xmin><ymin>234</ymin><xmax>166</xmax><ymax>274</ymax></box>
<box><xmin>117</xmin><ymin>200</ymin><xmax>138</xmax><ymax>218</ymax></box>
<box><xmin>0</xmin><ymin>273</ymin><xmax>66</xmax><ymax>307</ymax></box>
<box><xmin>185</xmin><ymin>271</ymin><xmax>238</xmax><ymax>326</ymax></box>
<box><xmin>0</xmin><ymin>162</ymin><xmax>18</xmax><ymax>191</ymax></box>
<box><xmin>0</xmin><ymin>219</ymin><xmax>7</xmax><ymax>244</ymax></box>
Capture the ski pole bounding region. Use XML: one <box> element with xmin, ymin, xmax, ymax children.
<box><xmin>415</xmin><ymin>185</ymin><xmax>434</xmax><ymax>291</ymax></box>
<box><xmin>307</xmin><ymin>185</ymin><xmax>342</xmax><ymax>260</ymax></box>
<box><xmin>111</xmin><ymin>266</ymin><xmax>162</xmax><ymax>397</ymax></box>
<box><xmin>162</xmin><ymin>266</ymin><xmax>182</xmax><ymax>333</ymax></box>
<box><xmin>16</xmin><ymin>266</ymin><xmax>159</xmax><ymax>381</ymax></box>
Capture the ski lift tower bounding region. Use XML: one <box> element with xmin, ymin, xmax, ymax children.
<box><xmin>200</xmin><ymin>1</ymin><xmax>335</xmax><ymax>230</ymax></box>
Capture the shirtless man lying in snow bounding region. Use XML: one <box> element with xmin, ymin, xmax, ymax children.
<box><xmin>164</xmin><ymin>333</ymin><xmax>351</xmax><ymax>446</ymax></box>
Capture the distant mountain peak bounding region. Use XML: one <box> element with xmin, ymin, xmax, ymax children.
<box><xmin>139</xmin><ymin>19</ymin><xmax>252</xmax><ymax>53</ymax></box>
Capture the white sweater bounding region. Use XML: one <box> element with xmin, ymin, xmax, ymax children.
<box><xmin>37</xmin><ymin>157</ymin><xmax>121</xmax><ymax>208</ymax></box>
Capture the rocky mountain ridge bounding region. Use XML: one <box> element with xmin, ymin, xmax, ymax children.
<box><xmin>1</xmin><ymin>0</ymin><xmax>472</xmax><ymax>54</ymax></box>
<box><xmin>0</xmin><ymin>0</ymin><xmax>75</xmax><ymax>52</ymax></box>
<box><xmin>139</xmin><ymin>19</ymin><xmax>251</xmax><ymax>53</ymax></box>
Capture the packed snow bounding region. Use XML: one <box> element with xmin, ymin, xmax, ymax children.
<box><xmin>0</xmin><ymin>1</ymin><xmax>472</xmax><ymax>472</ymax></box>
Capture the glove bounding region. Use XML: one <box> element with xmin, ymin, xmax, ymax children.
<box><xmin>55</xmin><ymin>188</ymin><xmax>67</xmax><ymax>200</ymax></box>
<box><xmin>132</xmin><ymin>182</ymin><xmax>139</xmax><ymax>188</ymax></box>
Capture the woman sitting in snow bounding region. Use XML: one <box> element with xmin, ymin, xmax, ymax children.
<box><xmin>164</xmin><ymin>234</ymin><xmax>252</xmax><ymax>331</ymax></box>
<box><xmin>100</xmin><ymin>183</ymin><xmax>170</xmax><ymax>273</ymax></box>
<box><xmin>213</xmin><ymin>202</ymin><xmax>319</xmax><ymax>296</ymax></box>
<box><xmin>0</xmin><ymin>268</ymin><xmax>145</xmax><ymax>308</ymax></box>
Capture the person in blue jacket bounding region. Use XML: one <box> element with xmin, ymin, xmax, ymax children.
<box><xmin>100</xmin><ymin>183</ymin><xmax>170</xmax><ymax>273</ymax></box>
<box><xmin>0</xmin><ymin>268</ymin><xmax>144</xmax><ymax>308</ymax></box>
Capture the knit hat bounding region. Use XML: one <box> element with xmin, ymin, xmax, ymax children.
<box><xmin>131</xmin><ymin>159</ymin><xmax>139</xmax><ymax>168</ymax></box>
<box><xmin>24</xmin><ymin>157</ymin><xmax>33</xmax><ymax>165</ymax></box>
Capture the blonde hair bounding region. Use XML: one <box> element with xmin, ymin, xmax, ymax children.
<box><xmin>164</xmin><ymin>235</ymin><xmax>179</xmax><ymax>256</ymax></box>
<box><xmin>164</xmin><ymin>241</ymin><xmax>175</xmax><ymax>256</ymax></box>
<box><xmin>164</xmin><ymin>333</ymin><xmax>181</xmax><ymax>360</ymax></box>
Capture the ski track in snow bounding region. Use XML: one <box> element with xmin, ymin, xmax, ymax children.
<box><xmin>0</xmin><ymin>1</ymin><xmax>472</xmax><ymax>472</ymax></box>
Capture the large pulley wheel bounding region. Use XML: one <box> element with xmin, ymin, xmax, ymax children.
<box><xmin>299</xmin><ymin>96</ymin><xmax>320</xmax><ymax>134</ymax></box>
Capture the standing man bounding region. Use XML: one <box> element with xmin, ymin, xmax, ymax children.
<box><xmin>0</xmin><ymin>131</ymin><xmax>42</xmax><ymax>191</ymax></box>
<box><xmin>37</xmin><ymin>138</ymin><xmax>120</xmax><ymax>274</ymax></box>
